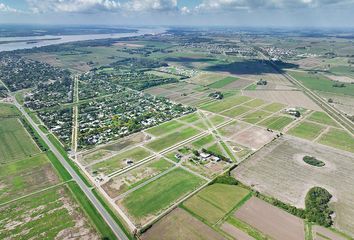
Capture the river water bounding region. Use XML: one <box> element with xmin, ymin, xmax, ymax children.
<box><xmin>0</xmin><ymin>27</ymin><xmax>166</xmax><ymax>52</ymax></box>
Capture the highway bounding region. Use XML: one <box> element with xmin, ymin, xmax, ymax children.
<box><xmin>12</xmin><ymin>97</ymin><xmax>129</xmax><ymax>240</ymax></box>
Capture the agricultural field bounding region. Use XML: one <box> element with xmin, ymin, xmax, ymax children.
<box><xmin>307</xmin><ymin>111</ymin><xmax>339</xmax><ymax>127</ymax></box>
<box><xmin>119</xmin><ymin>168</ymin><xmax>205</xmax><ymax>225</ymax></box>
<box><xmin>145</xmin><ymin>120</ymin><xmax>185</xmax><ymax>137</ymax></box>
<box><xmin>318</xmin><ymin>128</ymin><xmax>354</xmax><ymax>153</ymax></box>
<box><xmin>200</xmin><ymin>95</ymin><xmax>252</xmax><ymax>113</ymax></box>
<box><xmin>0</xmin><ymin>118</ymin><xmax>40</xmax><ymax>163</ymax></box>
<box><xmin>183</xmin><ymin>184</ymin><xmax>250</xmax><ymax>224</ymax></box>
<box><xmin>233</xmin><ymin>137</ymin><xmax>354</xmax><ymax>236</ymax></box>
<box><xmin>287</xmin><ymin>121</ymin><xmax>326</xmax><ymax>140</ymax></box>
<box><xmin>258</xmin><ymin>115</ymin><xmax>294</xmax><ymax>131</ymax></box>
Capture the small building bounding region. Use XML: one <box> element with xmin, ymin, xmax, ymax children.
<box><xmin>200</xmin><ymin>152</ymin><xmax>211</xmax><ymax>159</ymax></box>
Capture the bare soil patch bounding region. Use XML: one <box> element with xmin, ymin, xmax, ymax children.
<box><xmin>244</xmin><ymin>90</ymin><xmax>321</xmax><ymax>111</ymax></box>
<box><xmin>235</xmin><ymin>197</ymin><xmax>305</xmax><ymax>240</ymax></box>
<box><xmin>221</xmin><ymin>222</ymin><xmax>255</xmax><ymax>240</ymax></box>
<box><xmin>232</xmin><ymin>136</ymin><xmax>354</xmax><ymax>236</ymax></box>
<box><xmin>313</xmin><ymin>225</ymin><xmax>347</xmax><ymax>240</ymax></box>
<box><xmin>326</xmin><ymin>75</ymin><xmax>354</xmax><ymax>83</ymax></box>
<box><xmin>141</xmin><ymin>208</ymin><xmax>224</xmax><ymax>240</ymax></box>
<box><xmin>230</xmin><ymin>126</ymin><xmax>276</xmax><ymax>150</ymax></box>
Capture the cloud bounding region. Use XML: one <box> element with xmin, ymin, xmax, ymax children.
<box><xmin>196</xmin><ymin>0</ymin><xmax>354</xmax><ymax>11</ymax></box>
<box><xmin>123</xmin><ymin>0</ymin><xmax>177</xmax><ymax>12</ymax></box>
<box><xmin>27</xmin><ymin>0</ymin><xmax>121</xmax><ymax>13</ymax></box>
<box><xmin>0</xmin><ymin>3</ymin><xmax>20</xmax><ymax>13</ymax></box>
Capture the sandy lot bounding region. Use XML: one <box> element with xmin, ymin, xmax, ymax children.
<box><xmin>232</xmin><ymin>136</ymin><xmax>354</xmax><ymax>236</ymax></box>
<box><xmin>230</xmin><ymin>126</ymin><xmax>276</xmax><ymax>150</ymax></box>
<box><xmin>326</xmin><ymin>75</ymin><xmax>354</xmax><ymax>83</ymax></box>
<box><xmin>235</xmin><ymin>197</ymin><xmax>305</xmax><ymax>240</ymax></box>
<box><xmin>141</xmin><ymin>208</ymin><xmax>224</xmax><ymax>240</ymax></box>
<box><xmin>244</xmin><ymin>90</ymin><xmax>322</xmax><ymax>111</ymax></box>
<box><xmin>221</xmin><ymin>222</ymin><xmax>255</xmax><ymax>240</ymax></box>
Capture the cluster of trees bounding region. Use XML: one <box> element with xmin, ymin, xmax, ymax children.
<box><xmin>305</xmin><ymin>187</ymin><xmax>333</xmax><ymax>227</ymax></box>
<box><xmin>303</xmin><ymin>156</ymin><xmax>325</xmax><ymax>167</ymax></box>
<box><xmin>20</xmin><ymin>118</ymin><xmax>48</xmax><ymax>151</ymax></box>
<box><xmin>201</xmin><ymin>148</ymin><xmax>231</xmax><ymax>163</ymax></box>
<box><xmin>333</xmin><ymin>82</ymin><xmax>346</xmax><ymax>88</ymax></box>
<box><xmin>208</xmin><ymin>92</ymin><xmax>224</xmax><ymax>100</ymax></box>
<box><xmin>213</xmin><ymin>174</ymin><xmax>239</xmax><ymax>185</ymax></box>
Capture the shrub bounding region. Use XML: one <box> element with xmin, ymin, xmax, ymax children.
<box><xmin>303</xmin><ymin>156</ymin><xmax>325</xmax><ymax>167</ymax></box>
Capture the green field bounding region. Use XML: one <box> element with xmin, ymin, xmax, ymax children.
<box><xmin>121</xmin><ymin>168</ymin><xmax>204</xmax><ymax>220</ymax></box>
<box><xmin>318</xmin><ymin>128</ymin><xmax>354</xmax><ymax>153</ymax></box>
<box><xmin>207</xmin><ymin>143</ymin><xmax>224</xmax><ymax>156</ymax></box>
<box><xmin>0</xmin><ymin>103</ymin><xmax>19</xmax><ymax>117</ymax></box>
<box><xmin>243</xmin><ymin>98</ymin><xmax>266</xmax><ymax>108</ymax></box>
<box><xmin>307</xmin><ymin>111</ymin><xmax>339</xmax><ymax>127</ymax></box>
<box><xmin>208</xmin><ymin>76</ymin><xmax>239</xmax><ymax>88</ymax></box>
<box><xmin>179</xmin><ymin>112</ymin><xmax>200</xmax><ymax>123</ymax></box>
<box><xmin>0</xmin><ymin>118</ymin><xmax>40</xmax><ymax>163</ymax></box>
<box><xmin>258</xmin><ymin>115</ymin><xmax>294</xmax><ymax>131</ymax></box>
<box><xmin>183</xmin><ymin>184</ymin><xmax>250</xmax><ymax>224</ymax></box>
<box><xmin>241</xmin><ymin>110</ymin><xmax>273</xmax><ymax>124</ymax></box>
<box><xmin>145</xmin><ymin>127</ymin><xmax>200</xmax><ymax>152</ymax></box>
<box><xmin>288</xmin><ymin>71</ymin><xmax>354</xmax><ymax>96</ymax></box>
<box><xmin>209</xmin><ymin>114</ymin><xmax>226</xmax><ymax>126</ymax></box>
<box><xmin>192</xmin><ymin>134</ymin><xmax>216</xmax><ymax>148</ymax></box>
<box><xmin>222</xmin><ymin>105</ymin><xmax>252</xmax><ymax>118</ymax></box>
<box><xmin>145</xmin><ymin>120</ymin><xmax>185</xmax><ymax>137</ymax></box>
<box><xmin>261</xmin><ymin>102</ymin><xmax>286</xmax><ymax>112</ymax></box>
<box><xmin>90</xmin><ymin>147</ymin><xmax>151</xmax><ymax>175</ymax></box>
<box><xmin>287</xmin><ymin>121</ymin><xmax>325</xmax><ymax>140</ymax></box>
<box><xmin>0</xmin><ymin>153</ymin><xmax>60</xmax><ymax>203</ymax></box>
<box><xmin>201</xmin><ymin>95</ymin><xmax>251</xmax><ymax>113</ymax></box>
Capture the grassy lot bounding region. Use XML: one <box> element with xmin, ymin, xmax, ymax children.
<box><xmin>241</xmin><ymin>110</ymin><xmax>273</xmax><ymax>124</ymax></box>
<box><xmin>307</xmin><ymin>111</ymin><xmax>339</xmax><ymax>127</ymax></box>
<box><xmin>261</xmin><ymin>102</ymin><xmax>286</xmax><ymax>112</ymax></box>
<box><xmin>318</xmin><ymin>128</ymin><xmax>354</xmax><ymax>153</ymax></box>
<box><xmin>207</xmin><ymin>143</ymin><xmax>224</xmax><ymax>156</ymax></box>
<box><xmin>208</xmin><ymin>76</ymin><xmax>239</xmax><ymax>88</ymax></box>
<box><xmin>243</xmin><ymin>98</ymin><xmax>266</xmax><ymax>108</ymax></box>
<box><xmin>90</xmin><ymin>147</ymin><xmax>151</xmax><ymax>176</ymax></box>
<box><xmin>0</xmin><ymin>153</ymin><xmax>60</xmax><ymax>203</ymax></box>
<box><xmin>145</xmin><ymin>120</ymin><xmax>185</xmax><ymax>137</ymax></box>
<box><xmin>0</xmin><ymin>118</ymin><xmax>40</xmax><ymax>163</ymax></box>
<box><xmin>192</xmin><ymin>134</ymin><xmax>216</xmax><ymax>148</ymax></box>
<box><xmin>201</xmin><ymin>95</ymin><xmax>251</xmax><ymax>113</ymax></box>
<box><xmin>0</xmin><ymin>185</ymin><xmax>100</xmax><ymax>239</ymax></box>
<box><xmin>183</xmin><ymin>184</ymin><xmax>250</xmax><ymax>224</ymax></box>
<box><xmin>145</xmin><ymin>127</ymin><xmax>200</xmax><ymax>152</ymax></box>
<box><xmin>209</xmin><ymin>114</ymin><xmax>226</xmax><ymax>126</ymax></box>
<box><xmin>288</xmin><ymin>71</ymin><xmax>354</xmax><ymax>96</ymax></box>
<box><xmin>121</xmin><ymin>168</ymin><xmax>204</xmax><ymax>220</ymax></box>
<box><xmin>179</xmin><ymin>112</ymin><xmax>200</xmax><ymax>123</ymax></box>
<box><xmin>258</xmin><ymin>115</ymin><xmax>294</xmax><ymax>131</ymax></box>
<box><xmin>287</xmin><ymin>121</ymin><xmax>325</xmax><ymax>141</ymax></box>
<box><xmin>222</xmin><ymin>105</ymin><xmax>252</xmax><ymax>118</ymax></box>
<box><xmin>0</xmin><ymin>103</ymin><xmax>20</xmax><ymax>117</ymax></box>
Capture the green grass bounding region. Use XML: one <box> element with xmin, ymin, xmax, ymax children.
<box><xmin>208</xmin><ymin>76</ymin><xmax>239</xmax><ymax>88</ymax></box>
<box><xmin>183</xmin><ymin>184</ymin><xmax>250</xmax><ymax>224</ymax></box>
<box><xmin>179</xmin><ymin>112</ymin><xmax>200</xmax><ymax>123</ymax></box>
<box><xmin>192</xmin><ymin>134</ymin><xmax>215</xmax><ymax>148</ymax></box>
<box><xmin>121</xmin><ymin>168</ymin><xmax>204</xmax><ymax>220</ymax></box>
<box><xmin>258</xmin><ymin>115</ymin><xmax>294</xmax><ymax>131</ymax></box>
<box><xmin>46</xmin><ymin>151</ymin><xmax>72</xmax><ymax>181</ymax></box>
<box><xmin>0</xmin><ymin>153</ymin><xmax>59</xmax><ymax>203</ymax></box>
<box><xmin>146</xmin><ymin>127</ymin><xmax>200</xmax><ymax>152</ymax></box>
<box><xmin>220</xmin><ymin>141</ymin><xmax>237</xmax><ymax>162</ymax></box>
<box><xmin>145</xmin><ymin>120</ymin><xmax>185</xmax><ymax>137</ymax></box>
<box><xmin>207</xmin><ymin>143</ymin><xmax>224</xmax><ymax>156</ymax></box>
<box><xmin>0</xmin><ymin>103</ymin><xmax>20</xmax><ymax>117</ymax></box>
<box><xmin>209</xmin><ymin>114</ymin><xmax>226</xmax><ymax>126</ymax></box>
<box><xmin>243</xmin><ymin>99</ymin><xmax>265</xmax><ymax>108</ymax></box>
<box><xmin>318</xmin><ymin>128</ymin><xmax>354</xmax><ymax>153</ymax></box>
<box><xmin>0</xmin><ymin>118</ymin><xmax>40</xmax><ymax>163</ymax></box>
<box><xmin>287</xmin><ymin>121</ymin><xmax>325</xmax><ymax>140</ymax></box>
<box><xmin>241</xmin><ymin>110</ymin><xmax>273</xmax><ymax>124</ymax></box>
<box><xmin>288</xmin><ymin>71</ymin><xmax>354</xmax><ymax>96</ymax></box>
<box><xmin>38</xmin><ymin>125</ymin><xmax>49</xmax><ymax>134</ymax></box>
<box><xmin>222</xmin><ymin>105</ymin><xmax>252</xmax><ymax>118</ymax></box>
<box><xmin>307</xmin><ymin>111</ymin><xmax>339</xmax><ymax>127</ymax></box>
<box><xmin>245</xmin><ymin>84</ymin><xmax>257</xmax><ymax>90</ymax></box>
<box><xmin>201</xmin><ymin>95</ymin><xmax>251</xmax><ymax>113</ymax></box>
<box><xmin>91</xmin><ymin>147</ymin><xmax>151</xmax><ymax>175</ymax></box>
<box><xmin>261</xmin><ymin>102</ymin><xmax>286</xmax><ymax>112</ymax></box>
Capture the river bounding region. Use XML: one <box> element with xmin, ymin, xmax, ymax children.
<box><xmin>0</xmin><ymin>27</ymin><xmax>166</xmax><ymax>52</ymax></box>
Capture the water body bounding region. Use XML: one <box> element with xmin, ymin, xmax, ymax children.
<box><xmin>0</xmin><ymin>28</ymin><xmax>166</xmax><ymax>52</ymax></box>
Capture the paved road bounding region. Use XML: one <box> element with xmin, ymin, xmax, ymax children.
<box><xmin>12</xmin><ymin>98</ymin><xmax>129</xmax><ymax>240</ymax></box>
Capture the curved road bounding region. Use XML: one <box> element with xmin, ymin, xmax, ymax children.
<box><xmin>12</xmin><ymin>97</ymin><xmax>129</xmax><ymax>240</ymax></box>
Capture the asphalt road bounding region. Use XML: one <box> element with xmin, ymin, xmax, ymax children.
<box><xmin>13</xmin><ymin>98</ymin><xmax>129</xmax><ymax>240</ymax></box>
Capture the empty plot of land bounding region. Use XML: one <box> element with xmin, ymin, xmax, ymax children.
<box><xmin>219</xmin><ymin>121</ymin><xmax>249</xmax><ymax>138</ymax></box>
<box><xmin>102</xmin><ymin>158</ymin><xmax>174</xmax><ymax>198</ymax></box>
<box><xmin>287</xmin><ymin>121</ymin><xmax>326</xmax><ymax>141</ymax></box>
<box><xmin>261</xmin><ymin>102</ymin><xmax>286</xmax><ymax>112</ymax></box>
<box><xmin>241</xmin><ymin>110</ymin><xmax>273</xmax><ymax>124</ymax></box>
<box><xmin>234</xmin><ymin>197</ymin><xmax>305</xmax><ymax>240</ymax></box>
<box><xmin>244</xmin><ymin>90</ymin><xmax>321</xmax><ymax>111</ymax></box>
<box><xmin>0</xmin><ymin>153</ymin><xmax>60</xmax><ymax>203</ymax></box>
<box><xmin>88</xmin><ymin>147</ymin><xmax>151</xmax><ymax>176</ymax></box>
<box><xmin>224</xmin><ymin>78</ymin><xmax>253</xmax><ymax>89</ymax></box>
<box><xmin>232</xmin><ymin>137</ymin><xmax>354</xmax><ymax>236</ymax></box>
<box><xmin>231</xmin><ymin>126</ymin><xmax>275</xmax><ymax>150</ymax></box>
<box><xmin>201</xmin><ymin>95</ymin><xmax>251</xmax><ymax>113</ymax></box>
<box><xmin>141</xmin><ymin>208</ymin><xmax>224</xmax><ymax>240</ymax></box>
<box><xmin>0</xmin><ymin>118</ymin><xmax>40</xmax><ymax>163</ymax></box>
<box><xmin>318</xmin><ymin>128</ymin><xmax>354</xmax><ymax>153</ymax></box>
<box><xmin>183</xmin><ymin>184</ymin><xmax>250</xmax><ymax>224</ymax></box>
<box><xmin>119</xmin><ymin>168</ymin><xmax>204</xmax><ymax>225</ymax></box>
<box><xmin>0</xmin><ymin>186</ymin><xmax>99</xmax><ymax>240</ymax></box>
<box><xmin>307</xmin><ymin>111</ymin><xmax>339</xmax><ymax>127</ymax></box>
<box><xmin>208</xmin><ymin>76</ymin><xmax>239</xmax><ymax>88</ymax></box>
<box><xmin>258</xmin><ymin>115</ymin><xmax>294</xmax><ymax>131</ymax></box>
<box><xmin>221</xmin><ymin>222</ymin><xmax>255</xmax><ymax>240</ymax></box>
<box><xmin>313</xmin><ymin>225</ymin><xmax>348</xmax><ymax>240</ymax></box>
<box><xmin>0</xmin><ymin>103</ymin><xmax>19</xmax><ymax>118</ymax></box>
<box><xmin>145</xmin><ymin>120</ymin><xmax>185</xmax><ymax>137</ymax></box>
<box><xmin>222</xmin><ymin>105</ymin><xmax>252</xmax><ymax>118</ymax></box>
<box><xmin>326</xmin><ymin>75</ymin><xmax>354</xmax><ymax>83</ymax></box>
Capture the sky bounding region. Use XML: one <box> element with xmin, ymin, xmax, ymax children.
<box><xmin>0</xmin><ymin>0</ymin><xmax>354</xmax><ymax>28</ymax></box>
